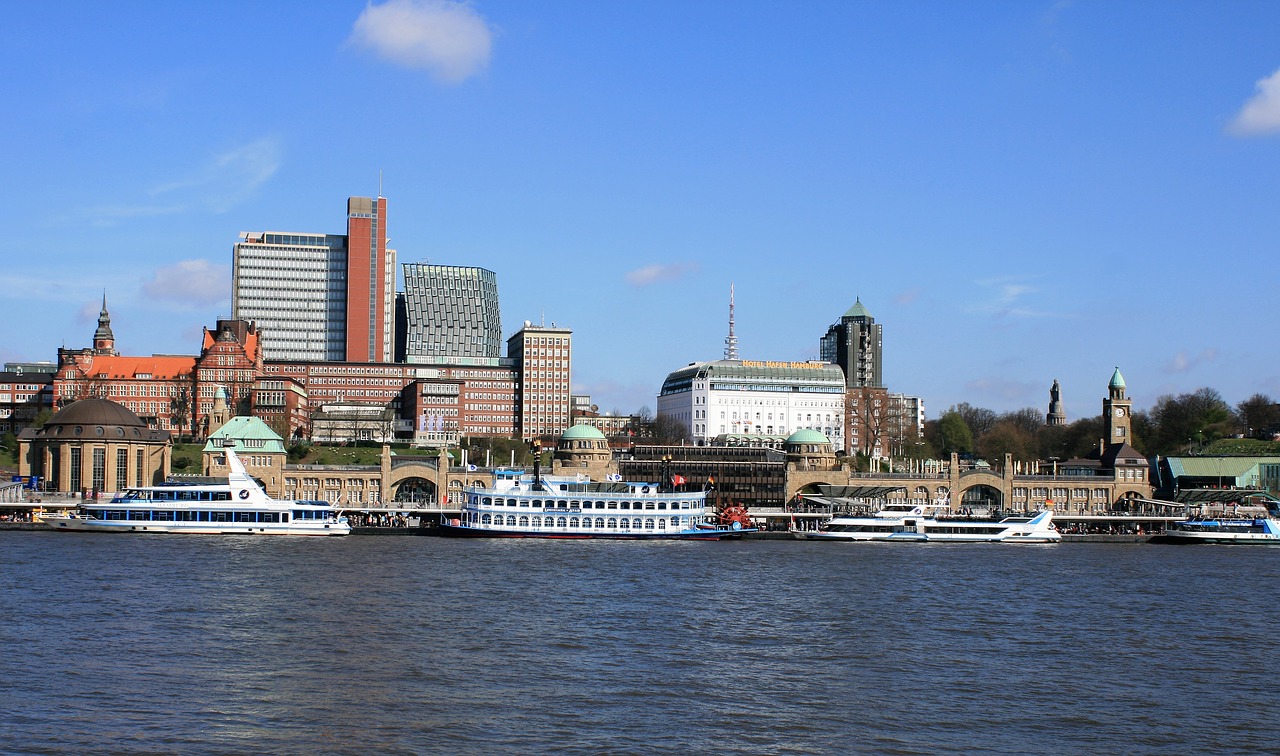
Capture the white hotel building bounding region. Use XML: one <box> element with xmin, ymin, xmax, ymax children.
<box><xmin>657</xmin><ymin>360</ymin><xmax>847</xmax><ymax>450</ymax></box>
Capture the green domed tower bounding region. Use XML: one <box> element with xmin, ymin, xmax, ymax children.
<box><xmin>1103</xmin><ymin>367</ymin><xmax>1132</xmax><ymax>446</ymax></box>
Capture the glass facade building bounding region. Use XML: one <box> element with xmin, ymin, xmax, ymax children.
<box><xmin>401</xmin><ymin>264</ymin><xmax>502</xmax><ymax>364</ymax></box>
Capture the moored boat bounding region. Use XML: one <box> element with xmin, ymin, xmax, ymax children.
<box><xmin>39</xmin><ymin>446</ymin><xmax>350</xmax><ymax>536</ymax></box>
<box><xmin>1149</xmin><ymin>496</ymin><xmax>1280</xmax><ymax>544</ymax></box>
<box><xmin>435</xmin><ymin>457</ymin><xmax>755</xmax><ymax>540</ymax></box>
<box><xmin>793</xmin><ymin>502</ymin><xmax>1060</xmax><ymax>543</ymax></box>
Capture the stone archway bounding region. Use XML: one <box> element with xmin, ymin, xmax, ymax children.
<box><xmin>393</xmin><ymin>477</ymin><xmax>436</xmax><ymax>504</ymax></box>
<box><xmin>959</xmin><ymin>483</ymin><xmax>1003</xmax><ymax>513</ymax></box>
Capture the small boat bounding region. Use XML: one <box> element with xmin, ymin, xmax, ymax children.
<box><xmin>435</xmin><ymin>457</ymin><xmax>755</xmax><ymax>540</ymax></box>
<box><xmin>39</xmin><ymin>446</ymin><xmax>350</xmax><ymax>536</ymax></box>
<box><xmin>1150</xmin><ymin>497</ymin><xmax>1280</xmax><ymax>544</ymax></box>
<box><xmin>793</xmin><ymin>502</ymin><xmax>1060</xmax><ymax>543</ymax></box>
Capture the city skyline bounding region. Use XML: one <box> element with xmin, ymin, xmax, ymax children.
<box><xmin>3</xmin><ymin>2</ymin><xmax>1279</xmax><ymax>422</ymax></box>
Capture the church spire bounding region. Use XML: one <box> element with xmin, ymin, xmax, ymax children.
<box><xmin>93</xmin><ymin>291</ymin><xmax>116</xmax><ymax>355</ymax></box>
<box><xmin>723</xmin><ymin>283</ymin><xmax>739</xmax><ymax>361</ymax></box>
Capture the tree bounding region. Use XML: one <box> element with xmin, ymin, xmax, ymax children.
<box><xmin>950</xmin><ymin>402</ymin><xmax>997</xmax><ymax>438</ymax></box>
<box><xmin>935</xmin><ymin>411</ymin><xmax>974</xmax><ymax>455</ymax></box>
<box><xmin>848</xmin><ymin>389</ymin><xmax>889</xmax><ymax>458</ymax></box>
<box><xmin>652</xmin><ymin>415</ymin><xmax>690</xmax><ymax>445</ymax></box>
<box><xmin>1236</xmin><ymin>394</ymin><xmax>1280</xmax><ymax>438</ymax></box>
<box><xmin>1147</xmin><ymin>387</ymin><xmax>1232</xmax><ymax>455</ymax></box>
<box><xmin>998</xmin><ymin>407</ymin><xmax>1044</xmax><ymax>437</ymax></box>
<box><xmin>1059</xmin><ymin>416</ymin><xmax>1105</xmax><ymax>458</ymax></box>
<box><xmin>169</xmin><ymin>387</ymin><xmax>192</xmax><ymax>439</ymax></box>
<box><xmin>633</xmin><ymin>405</ymin><xmax>656</xmax><ymax>441</ymax></box>
<box><xmin>884</xmin><ymin>399</ymin><xmax>927</xmax><ymax>459</ymax></box>
<box><xmin>265</xmin><ymin>415</ymin><xmax>292</xmax><ymax>442</ymax></box>
<box><xmin>978</xmin><ymin>421</ymin><xmax>1036</xmax><ymax>463</ymax></box>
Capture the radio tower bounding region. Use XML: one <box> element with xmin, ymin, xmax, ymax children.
<box><xmin>723</xmin><ymin>283</ymin><xmax>739</xmax><ymax>360</ymax></box>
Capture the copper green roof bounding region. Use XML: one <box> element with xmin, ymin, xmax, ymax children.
<box><xmin>561</xmin><ymin>424</ymin><xmax>607</xmax><ymax>441</ymax></box>
<box><xmin>785</xmin><ymin>428</ymin><xmax>831</xmax><ymax>446</ymax></box>
<box><xmin>203</xmin><ymin>416</ymin><xmax>286</xmax><ymax>453</ymax></box>
<box><xmin>1166</xmin><ymin>456</ymin><xmax>1277</xmax><ymax>480</ymax></box>
<box><xmin>1109</xmin><ymin>367</ymin><xmax>1126</xmax><ymax>390</ymax></box>
<box><xmin>844</xmin><ymin>297</ymin><xmax>872</xmax><ymax>319</ymax></box>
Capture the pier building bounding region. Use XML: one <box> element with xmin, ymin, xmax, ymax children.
<box><xmin>17</xmin><ymin>398</ymin><xmax>170</xmax><ymax>495</ymax></box>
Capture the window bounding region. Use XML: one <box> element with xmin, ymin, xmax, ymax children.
<box><xmin>116</xmin><ymin>448</ymin><xmax>128</xmax><ymax>490</ymax></box>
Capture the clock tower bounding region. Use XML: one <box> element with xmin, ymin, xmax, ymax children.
<box><xmin>1102</xmin><ymin>367</ymin><xmax>1132</xmax><ymax>446</ymax></box>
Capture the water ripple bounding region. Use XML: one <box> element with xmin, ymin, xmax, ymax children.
<box><xmin>2</xmin><ymin>534</ymin><xmax>1278</xmax><ymax>754</ymax></box>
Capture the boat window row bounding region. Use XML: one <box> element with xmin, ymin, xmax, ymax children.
<box><xmin>475</xmin><ymin>514</ymin><xmax>691</xmax><ymax>530</ymax></box>
<box><xmin>475</xmin><ymin>496</ymin><xmax>691</xmax><ymax>511</ymax></box>
<box><xmin>825</xmin><ymin>524</ymin><xmax>1006</xmax><ymax>535</ymax></box>
<box><xmin>91</xmin><ymin>509</ymin><xmax>336</xmax><ymax>523</ymax></box>
<box><xmin>117</xmin><ymin>489</ymin><xmax>232</xmax><ymax>502</ymax></box>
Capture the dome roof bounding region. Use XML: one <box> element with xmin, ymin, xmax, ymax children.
<box><xmin>785</xmin><ymin>428</ymin><xmax>831</xmax><ymax>446</ymax></box>
<box><xmin>47</xmin><ymin>398</ymin><xmax>147</xmax><ymax>428</ymax></box>
<box><xmin>1109</xmin><ymin>367</ymin><xmax>1126</xmax><ymax>390</ymax></box>
<box><xmin>561</xmin><ymin>424</ymin><xmax>607</xmax><ymax>441</ymax></box>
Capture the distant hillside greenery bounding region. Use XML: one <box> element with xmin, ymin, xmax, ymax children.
<box><xmin>922</xmin><ymin>388</ymin><xmax>1280</xmax><ymax>464</ymax></box>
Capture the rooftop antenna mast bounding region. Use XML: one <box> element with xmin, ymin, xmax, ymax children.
<box><xmin>378</xmin><ymin>170</ymin><xmax>383</xmax><ymax>198</ymax></box>
<box><xmin>724</xmin><ymin>283</ymin><xmax>739</xmax><ymax>360</ymax></box>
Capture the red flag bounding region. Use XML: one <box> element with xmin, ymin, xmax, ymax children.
<box><xmin>672</xmin><ymin>474</ymin><xmax>686</xmax><ymax>486</ymax></box>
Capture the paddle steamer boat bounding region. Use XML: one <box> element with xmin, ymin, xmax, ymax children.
<box><xmin>436</xmin><ymin>457</ymin><xmax>754</xmax><ymax>540</ymax></box>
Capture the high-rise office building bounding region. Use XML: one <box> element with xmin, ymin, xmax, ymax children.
<box><xmin>345</xmin><ymin>197</ymin><xmax>395</xmax><ymax>363</ymax></box>
<box><xmin>819</xmin><ymin>298</ymin><xmax>883</xmax><ymax>388</ymax></box>
<box><xmin>233</xmin><ymin>196</ymin><xmax>395</xmax><ymax>363</ymax></box>
<box><xmin>508</xmin><ymin>323</ymin><xmax>572</xmax><ymax>440</ymax></box>
<box><xmin>400</xmin><ymin>263</ymin><xmax>502</xmax><ymax>364</ymax></box>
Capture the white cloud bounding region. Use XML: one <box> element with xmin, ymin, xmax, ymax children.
<box><xmin>1228</xmin><ymin>67</ymin><xmax>1280</xmax><ymax>136</ymax></box>
<box><xmin>1164</xmin><ymin>348</ymin><xmax>1220</xmax><ymax>374</ymax></box>
<box><xmin>972</xmin><ymin>276</ymin><xmax>1051</xmax><ymax>319</ymax></box>
<box><xmin>625</xmin><ymin>263</ymin><xmax>698</xmax><ymax>286</ymax></box>
<box><xmin>349</xmin><ymin>0</ymin><xmax>492</xmax><ymax>84</ymax></box>
<box><xmin>151</xmin><ymin>137</ymin><xmax>281</xmax><ymax>213</ymax></box>
<box><xmin>78</xmin><ymin>137</ymin><xmax>280</xmax><ymax>226</ymax></box>
<box><xmin>141</xmin><ymin>260</ymin><xmax>230</xmax><ymax>308</ymax></box>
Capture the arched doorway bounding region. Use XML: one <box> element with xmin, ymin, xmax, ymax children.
<box><xmin>960</xmin><ymin>484</ymin><xmax>1003</xmax><ymax>513</ymax></box>
<box><xmin>394</xmin><ymin>477</ymin><xmax>436</xmax><ymax>505</ymax></box>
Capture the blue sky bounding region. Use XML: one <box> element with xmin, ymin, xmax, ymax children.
<box><xmin>3</xmin><ymin>1</ymin><xmax>1279</xmax><ymax>423</ymax></box>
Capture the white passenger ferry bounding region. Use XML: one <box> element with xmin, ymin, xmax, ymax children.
<box><xmin>794</xmin><ymin>501</ymin><xmax>1060</xmax><ymax>543</ymax></box>
<box><xmin>40</xmin><ymin>447</ymin><xmax>350</xmax><ymax>536</ymax></box>
<box><xmin>1150</xmin><ymin>496</ymin><xmax>1280</xmax><ymax>545</ymax></box>
<box><xmin>437</xmin><ymin>462</ymin><xmax>755</xmax><ymax>540</ymax></box>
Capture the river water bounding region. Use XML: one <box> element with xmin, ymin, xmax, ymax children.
<box><xmin>2</xmin><ymin>533</ymin><xmax>1277</xmax><ymax>755</ymax></box>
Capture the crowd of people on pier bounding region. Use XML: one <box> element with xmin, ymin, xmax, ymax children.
<box><xmin>344</xmin><ymin>511</ymin><xmax>413</xmax><ymax>528</ymax></box>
